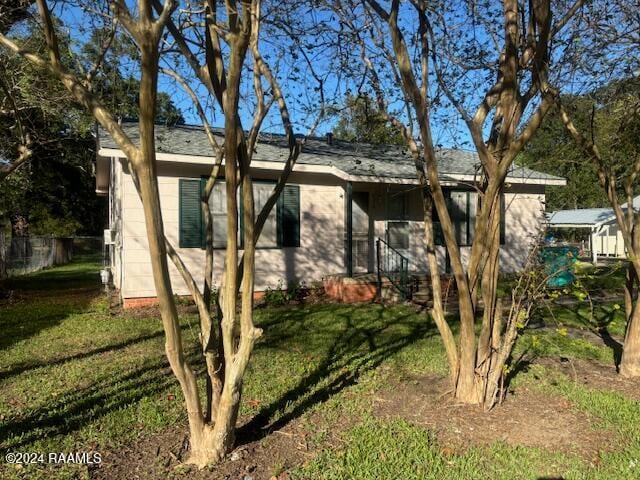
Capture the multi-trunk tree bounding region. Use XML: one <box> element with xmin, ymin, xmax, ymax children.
<box><xmin>0</xmin><ymin>0</ymin><xmax>323</xmax><ymax>467</ymax></box>
<box><xmin>326</xmin><ymin>0</ymin><xmax>586</xmax><ymax>408</ymax></box>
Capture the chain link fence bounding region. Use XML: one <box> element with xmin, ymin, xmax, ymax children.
<box><xmin>0</xmin><ymin>233</ymin><xmax>102</xmax><ymax>279</ymax></box>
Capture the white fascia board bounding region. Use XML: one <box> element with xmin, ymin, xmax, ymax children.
<box><xmin>547</xmin><ymin>223</ymin><xmax>599</xmax><ymax>228</ymax></box>
<box><xmin>98</xmin><ymin>147</ymin><xmax>566</xmax><ymax>186</ymax></box>
<box><xmin>593</xmin><ymin>216</ymin><xmax>618</xmax><ymax>229</ymax></box>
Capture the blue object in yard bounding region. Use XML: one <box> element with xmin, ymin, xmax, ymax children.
<box><xmin>541</xmin><ymin>246</ymin><xmax>580</xmax><ymax>288</ymax></box>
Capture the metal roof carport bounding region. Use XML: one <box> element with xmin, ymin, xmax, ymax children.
<box><xmin>546</xmin><ymin>208</ymin><xmax>621</xmax><ymax>263</ymax></box>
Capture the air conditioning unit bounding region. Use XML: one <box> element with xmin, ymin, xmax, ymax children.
<box><xmin>104</xmin><ymin>229</ymin><xmax>116</xmax><ymax>245</ymax></box>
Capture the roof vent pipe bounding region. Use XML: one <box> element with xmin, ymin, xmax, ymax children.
<box><xmin>326</xmin><ymin>132</ymin><xmax>333</xmax><ymax>145</ymax></box>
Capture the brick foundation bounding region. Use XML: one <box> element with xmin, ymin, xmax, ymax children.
<box><xmin>324</xmin><ymin>273</ymin><xmax>457</xmax><ymax>304</ymax></box>
<box><xmin>123</xmin><ymin>296</ymin><xmax>159</xmax><ymax>309</ymax></box>
<box><xmin>324</xmin><ymin>275</ymin><xmax>378</xmax><ymax>303</ymax></box>
<box><xmin>123</xmin><ymin>291</ymin><xmax>267</xmax><ymax>309</ymax></box>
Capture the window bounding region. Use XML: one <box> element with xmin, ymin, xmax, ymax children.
<box><xmin>387</xmin><ymin>190</ymin><xmax>408</xmax><ymax>220</ymax></box>
<box><xmin>254</xmin><ymin>182</ymin><xmax>277</xmax><ymax>248</ymax></box>
<box><xmin>209</xmin><ymin>182</ymin><xmax>229</xmax><ymax>248</ymax></box>
<box><xmin>387</xmin><ymin>189</ymin><xmax>410</xmax><ymax>251</ymax></box>
<box><xmin>388</xmin><ymin>221</ymin><xmax>410</xmax><ymax>250</ymax></box>
<box><xmin>178</xmin><ymin>178</ymin><xmax>300</xmax><ymax>249</ymax></box>
<box><xmin>433</xmin><ymin>190</ymin><xmax>476</xmax><ymax>247</ymax></box>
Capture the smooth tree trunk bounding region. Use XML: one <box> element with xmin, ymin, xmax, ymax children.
<box><xmin>620</xmin><ymin>262</ymin><xmax>640</xmax><ymax>377</ymax></box>
<box><xmin>3</xmin><ymin>0</ymin><xmax>278</xmax><ymax>468</ymax></box>
<box><xmin>620</xmin><ymin>301</ymin><xmax>640</xmax><ymax>376</ymax></box>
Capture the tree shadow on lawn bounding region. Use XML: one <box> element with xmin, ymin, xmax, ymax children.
<box><xmin>0</xmin><ymin>353</ymin><xmax>182</xmax><ymax>450</ymax></box>
<box><xmin>1</xmin><ymin>303</ymin><xmax>438</xmax><ymax>456</ymax></box>
<box><xmin>563</xmin><ymin>306</ymin><xmax>623</xmax><ymax>368</ymax></box>
<box><xmin>0</xmin><ymin>330</ymin><xmax>165</xmax><ymax>381</ymax></box>
<box><xmin>506</xmin><ymin>304</ymin><xmax>623</xmax><ymax>390</ymax></box>
<box><xmin>238</xmin><ymin>304</ymin><xmax>439</xmax><ymax>446</ymax></box>
<box><xmin>0</xmin><ymin>303</ymin><xmax>96</xmax><ymax>353</ymax></box>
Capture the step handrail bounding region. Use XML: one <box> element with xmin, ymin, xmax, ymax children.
<box><xmin>376</xmin><ymin>237</ymin><xmax>411</xmax><ymax>300</ymax></box>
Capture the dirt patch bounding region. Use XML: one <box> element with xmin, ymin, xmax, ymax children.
<box><xmin>538</xmin><ymin>356</ymin><xmax>640</xmax><ymax>401</ymax></box>
<box><xmin>92</xmin><ymin>416</ymin><xmax>319</xmax><ymax>480</ymax></box>
<box><xmin>373</xmin><ymin>373</ymin><xmax>614</xmax><ymax>461</ymax></box>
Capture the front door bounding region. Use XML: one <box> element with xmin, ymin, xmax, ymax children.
<box><xmin>352</xmin><ymin>192</ymin><xmax>371</xmax><ymax>273</ymax></box>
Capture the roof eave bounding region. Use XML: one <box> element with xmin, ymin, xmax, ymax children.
<box><xmin>98</xmin><ymin>147</ymin><xmax>566</xmax><ymax>187</ymax></box>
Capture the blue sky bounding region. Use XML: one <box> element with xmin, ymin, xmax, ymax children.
<box><xmin>46</xmin><ymin>0</ymin><xmax>624</xmax><ymax>151</ymax></box>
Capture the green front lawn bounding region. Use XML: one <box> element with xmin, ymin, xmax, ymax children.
<box><xmin>0</xmin><ymin>259</ymin><xmax>638</xmax><ymax>479</ymax></box>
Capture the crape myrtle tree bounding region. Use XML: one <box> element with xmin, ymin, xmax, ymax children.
<box><xmin>325</xmin><ymin>0</ymin><xmax>586</xmax><ymax>408</ymax></box>
<box><xmin>549</xmin><ymin>0</ymin><xmax>640</xmax><ymax>377</ymax></box>
<box><xmin>0</xmin><ymin>0</ymin><xmax>327</xmax><ymax>467</ymax></box>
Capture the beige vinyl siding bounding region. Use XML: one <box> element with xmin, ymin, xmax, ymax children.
<box><xmin>116</xmin><ymin>164</ymin><xmax>547</xmax><ymax>299</ymax></box>
<box><xmin>367</xmin><ymin>184</ymin><xmax>545</xmax><ymax>275</ymax></box>
<box><xmin>119</xmin><ymin>166</ymin><xmax>346</xmax><ymax>298</ymax></box>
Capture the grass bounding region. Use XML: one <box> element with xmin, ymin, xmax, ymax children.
<box><xmin>1</xmin><ymin>258</ymin><xmax>638</xmax><ymax>479</ymax></box>
<box><xmin>297</xmin><ymin>418</ymin><xmax>588</xmax><ymax>480</ymax></box>
<box><xmin>0</xmin><ymin>259</ymin><xmax>186</xmax><ymax>479</ymax></box>
<box><xmin>513</xmin><ymin>363</ymin><xmax>640</xmax><ymax>479</ymax></box>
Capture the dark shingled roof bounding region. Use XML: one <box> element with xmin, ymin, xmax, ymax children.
<box><xmin>98</xmin><ymin>123</ymin><xmax>564</xmax><ymax>184</ymax></box>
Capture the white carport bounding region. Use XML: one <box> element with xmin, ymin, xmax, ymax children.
<box><xmin>546</xmin><ymin>208</ymin><xmax>623</xmax><ymax>264</ymax></box>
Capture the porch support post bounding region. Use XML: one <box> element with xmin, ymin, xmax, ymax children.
<box><xmin>591</xmin><ymin>226</ymin><xmax>598</xmax><ymax>264</ymax></box>
<box><xmin>345</xmin><ymin>181</ymin><xmax>353</xmax><ymax>277</ymax></box>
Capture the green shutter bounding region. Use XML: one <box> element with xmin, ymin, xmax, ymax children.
<box><xmin>445</xmin><ymin>191</ymin><xmax>454</xmax><ymax>245</ymax></box>
<box><xmin>278</xmin><ymin>184</ymin><xmax>300</xmax><ymax>247</ymax></box>
<box><xmin>179</xmin><ymin>178</ymin><xmax>203</xmax><ymax>248</ymax></box>
<box><xmin>239</xmin><ymin>185</ymin><xmax>244</xmax><ymax>249</ymax></box>
<box><xmin>468</xmin><ymin>192</ymin><xmax>476</xmax><ymax>244</ymax></box>
<box><xmin>434</xmin><ymin>222</ymin><xmax>444</xmax><ymax>246</ymax></box>
<box><xmin>500</xmin><ymin>193</ymin><xmax>506</xmax><ymax>245</ymax></box>
<box><xmin>200</xmin><ymin>177</ymin><xmax>207</xmax><ymax>248</ymax></box>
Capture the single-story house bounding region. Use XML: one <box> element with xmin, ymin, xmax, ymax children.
<box><xmin>547</xmin><ymin>197</ymin><xmax>640</xmax><ymax>263</ymax></box>
<box><xmin>95</xmin><ymin>123</ymin><xmax>565</xmax><ymax>308</ymax></box>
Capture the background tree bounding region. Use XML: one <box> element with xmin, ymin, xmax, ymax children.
<box><xmin>333</xmin><ymin>93</ymin><xmax>403</xmax><ymax>144</ymax></box>
<box><xmin>0</xmin><ymin>18</ymin><xmax>185</xmax><ymax>236</ymax></box>
<box><xmin>519</xmin><ymin>97</ymin><xmax>609</xmax><ymax>211</ymax></box>
<box><xmin>0</xmin><ymin>1</ymin><xmax>34</xmax><ymax>34</ymax></box>
<box><xmin>520</xmin><ymin>79</ymin><xmax>640</xmax><ymax>212</ymax></box>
